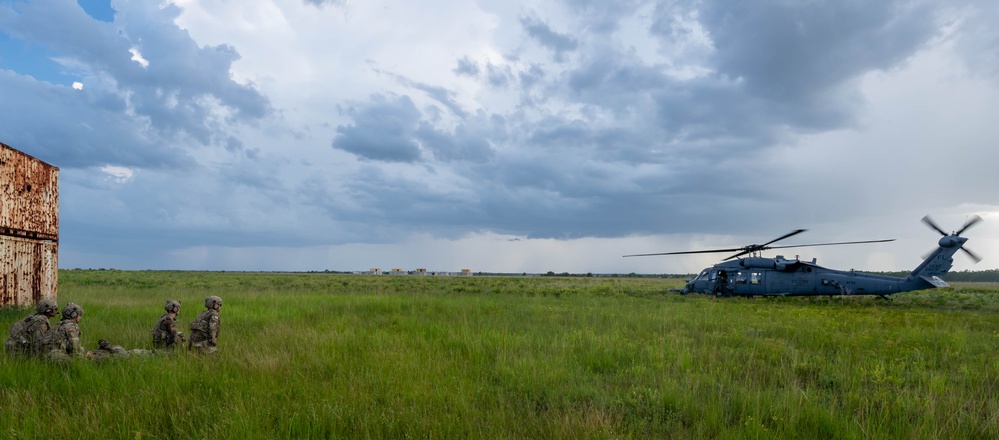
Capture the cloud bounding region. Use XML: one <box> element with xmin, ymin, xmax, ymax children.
<box><xmin>0</xmin><ymin>0</ymin><xmax>270</xmax><ymax>168</ymax></box>
<box><xmin>128</xmin><ymin>47</ymin><xmax>149</xmax><ymax>68</ymax></box>
<box><xmin>302</xmin><ymin>0</ymin><xmax>345</xmax><ymax>8</ymax></box>
<box><xmin>684</xmin><ymin>1</ymin><xmax>940</xmax><ymax>127</ymax></box>
<box><xmin>101</xmin><ymin>165</ymin><xmax>134</xmax><ymax>183</ymax></box>
<box><xmin>519</xmin><ymin>13</ymin><xmax>579</xmax><ymax>62</ymax></box>
<box><xmin>2</xmin><ymin>0</ymin><xmax>997</xmax><ymax>273</ymax></box>
<box><xmin>453</xmin><ymin>56</ymin><xmax>480</xmax><ymax>77</ymax></box>
<box><xmin>332</xmin><ymin>94</ymin><xmax>424</xmax><ymax>162</ymax></box>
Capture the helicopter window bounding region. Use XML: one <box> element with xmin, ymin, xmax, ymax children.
<box><xmin>708</xmin><ymin>271</ymin><xmax>717</xmax><ymax>281</ymax></box>
<box><xmin>735</xmin><ymin>272</ymin><xmax>747</xmax><ymax>284</ymax></box>
<box><xmin>695</xmin><ymin>269</ymin><xmax>709</xmax><ymax>281</ymax></box>
<box><xmin>750</xmin><ymin>272</ymin><xmax>762</xmax><ymax>285</ymax></box>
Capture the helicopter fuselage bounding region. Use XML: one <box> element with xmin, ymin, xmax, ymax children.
<box><xmin>683</xmin><ymin>255</ymin><xmax>944</xmax><ymax>297</ymax></box>
<box><xmin>633</xmin><ymin>216</ymin><xmax>980</xmax><ymax>298</ymax></box>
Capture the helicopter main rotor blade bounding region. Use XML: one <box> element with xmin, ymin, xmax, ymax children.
<box><xmin>624</xmin><ymin>230</ymin><xmax>891</xmax><ymax>261</ymax></box>
<box><xmin>922</xmin><ymin>215</ymin><xmax>948</xmax><ymax>236</ymax></box>
<box><xmin>623</xmin><ymin>247</ymin><xmax>746</xmax><ymax>257</ymax></box>
<box><xmin>764</xmin><ymin>239</ymin><xmax>896</xmax><ymax>250</ymax></box>
<box><xmin>719</xmin><ymin>237</ymin><xmax>894</xmax><ymax>261</ymax></box>
<box><xmin>956</xmin><ymin>215</ymin><xmax>983</xmax><ymax>236</ymax></box>
<box><xmin>760</xmin><ymin>229</ymin><xmax>808</xmax><ymax>247</ymax></box>
<box><xmin>624</xmin><ymin>229</ymin><xmax>806</xmax><ymax>258</ymax></box>
<box><xmin>722</xmin><ymin>251</ymin><xmax>750</xmax><ymax>261</ymax></box>
<box><xmin>720</xmin><ymin>229</ymin><xmax>809</xmax><ymax>260</ymax></box>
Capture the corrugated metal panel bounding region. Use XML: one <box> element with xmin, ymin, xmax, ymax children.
<box><xmin>0</xmin><ymin>235</ymin><xmax>58</xmax><ymax>307</ymax></box>
<box><xmin>1</xmin><ymin>141</ymin><xmax>59</xmax><ymax>240</ymax></box>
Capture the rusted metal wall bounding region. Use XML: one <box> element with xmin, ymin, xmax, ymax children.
<box><xmin>1</xmin><ymin>141</ymin><xmax>59</xmax><ymax>240</ymax></box>
<box><xmin>1</xmin><ymin>141</ymin><xmax>59</xmax><ymax>308</ymax></box>
<box><xmin>0</xmin><ymin>236</ymin><xmax>58</xmax><ymax>306</ymax></box>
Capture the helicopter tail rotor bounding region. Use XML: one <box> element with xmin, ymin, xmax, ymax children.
<box><xmin>921</xmin><ymin>215</ymin><xmax>983</xmax><ymax>263</ymax></box>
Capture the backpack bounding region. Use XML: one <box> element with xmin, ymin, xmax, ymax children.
<box><xmin>152</xmin><ymin>315</ymin><xmax>164</xmax><ymax>343</ymax></box>
<box><xmin>41</xmin><ymin>321</ymin><xmax>72</xmax><ymax>354</ymax></box>
<box><xmin>189</xmin><ymin>311</ymin><xmax>209</xmax><ymax>334</ymax></box>
<box><xmin>8</xmin><ymin>316</ymin><xmax>31</xmax><ymax>341</ymax></box>
<box><xmin>152</xmin><ymin>315</ymin><xmax>180</xmax><ymax>346</ymax></box>
<box><xmin>5</xmin><ymin>317</ymin><xmax>32</xmax><ymax>354</ymax></box>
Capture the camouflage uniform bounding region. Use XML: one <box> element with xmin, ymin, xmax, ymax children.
<box><xmin>43</xmin><ymin>303</ymin><xmax>87</xmax><ymax>363</ymax></box>
<box><xmin>152</xmin><ymin>300</ymin><xmax>185</xmax><ymax>349</ymax></box>
<box><xmin>5</xmin><ymin>299</ymin><xmax>58</xmax><ymax>357</ymax></box>
<box><xmin>91</xmin><ymin>339</ymin><xmax>153</xmax><ymax>362</ymax></box>
<box><xmin>188</xmin><ymin>296</ymin><xmax>222</xmax><ymax>354</ymax></box>
<box><xmin>90</xmin><ymin>339</ymin><xmax>127</xmax><ymax>362</ymax></box>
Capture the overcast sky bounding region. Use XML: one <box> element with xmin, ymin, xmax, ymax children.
<box><xmin>2</xmin><ymin>0</ymin><xmax>997</xmax><ymax>274</ymax></box>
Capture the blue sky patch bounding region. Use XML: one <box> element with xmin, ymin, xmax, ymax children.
<box><xmin>77</xmin><ymin>0</ymin><xmax>114</xmax><ymax>23</ymax></box>
<box><xmin>0</xmin><ymin>32</ymin><xmax>76</xmax><ymax>86</ymax></box>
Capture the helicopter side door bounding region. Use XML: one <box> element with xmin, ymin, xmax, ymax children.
<box><xmin>732</xmin><ymin>271</ymin><xmax>767</xmax><ymax>296</ymax></box>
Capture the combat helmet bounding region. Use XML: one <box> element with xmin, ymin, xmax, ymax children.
<box><xmin>35</xmin><ymin>299</ymin><xmax>59</xmax><ymax>315</ymax></box>
<box><xmin>204</xmin><ymin>296</ymin><xmax>223</xmax><ymax>310</ymax></box>
<box><xmin>62</xmin><ymin>302</ymin><xmax>84</xmax><ymax>320</ymax></box>
<box><xmin>164</xmin><ymin>300</ymin><xmax>181</xmax><ymax>314</ymax></box>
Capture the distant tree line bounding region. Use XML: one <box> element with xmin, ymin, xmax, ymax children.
<box><xmin>942</xmin><ymin>269</ymin><xmax>999</xmax><ymax>282</ymax></box>
<box><xmin>539</xmin><ymin>271</ymin><xmax>693</xmax><ymax>279</ymax></box>
<box><xmin>307</xmin><ymin>269</ymin><xmax>999</xmax><ymax>282</ymax></box>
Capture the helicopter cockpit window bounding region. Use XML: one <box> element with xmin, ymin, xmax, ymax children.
<box><xmin>708</xmin><ymin>271</ymin><xmax>718</xmax><ymax>282</ymax></box>
<box><xmin>695</xmin><ymin>269</ymin><xmax>709</xmax><ymax>281</ymax></box>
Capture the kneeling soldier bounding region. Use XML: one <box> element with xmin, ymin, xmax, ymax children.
<box><xmin>188</xmin><ymin>296</ymin><xmax>222</xmax><ymax>354</ymax></box>
<box><xmin>43</xmin><ymin>303</ymin><xmax>90</xmax><ymax>362</ymax></box>
<box><xmin>152</xmin><ymin>300</ymin><xmax>185</xmax><ymax>350</ymax></box>
<box><xmin>5</xmin><ymin>299</ymin><xmax>58</xmax><ymax>357</ymax></box>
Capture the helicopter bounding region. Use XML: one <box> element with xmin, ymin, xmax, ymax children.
<box><xmin>624</xmin><ymin>215</ymin><xmax>982</xmax><ymax>298</ymax></box>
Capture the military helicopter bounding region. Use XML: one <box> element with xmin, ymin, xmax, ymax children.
<box><xmin>624</xmin><ymin>215</ymin><xmax>982</xmax><ymax>298</ymax></box>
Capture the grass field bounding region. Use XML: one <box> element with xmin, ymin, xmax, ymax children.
<box><xmin>2</xmin><ymin>270</ymin><xmax>998</xmax><ymax>439</ymax></box>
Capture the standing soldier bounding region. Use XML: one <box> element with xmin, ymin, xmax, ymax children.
<box><xmin>152</xmin><ymin>300</ymin><xmax>185</xmax><ymax>349</ymax></box>
<box><xmin>43</xmin><ymin>303</ymin><xmax>91</xmax><ymax>362</ymax></box>
<box><xmin>188</xmin><ymin>296</ymin><xmax>222</xmax><ymax>354</ymax></box>
<box><xmin>5</xmin><ymin>299</ymin><xmax>58</xmax><ymax>357</ymax></box>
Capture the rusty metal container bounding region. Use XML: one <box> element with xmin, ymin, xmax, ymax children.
<box><xmin>0</xmin><ymin>235</ymin><xmax>58</xmax><ymax>306</ymax></box>
<box><xmin>1</xmin><ymin>141</ymin><xmax>59</xmax><ymax>307</ymax></box>
<box><xmin>1</xmin><ymin>141</ymin><xmax>59</xmax><ymax>240</ymax></box>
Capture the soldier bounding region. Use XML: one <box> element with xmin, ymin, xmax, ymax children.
<box><xmin>5</xmin><ymin>299</ymin><xmax>58</xmax><ymax>357</ymax></box>
<box><xmin>90</xmin><ymin>338</ymin><xmax>127</xmax><ymax>362</ymax></box>
<box><xmin>152</xmin><ymin>300</ymin><xmax>185</xmax><ymax>350</ymax></box>
<box><xmin>188</xmin><ymin>296</ymin><xmax>222</xmax><ymax>354</ymax></box>
<box><xmin>91</xmin><ymin>338</ymin><xmax>153</xmax><ymax>362</ymax></box>
<box><xmin>43</xmin><ymin>303</ymin><xmax>91</xmax><ymax>362</ymax></box>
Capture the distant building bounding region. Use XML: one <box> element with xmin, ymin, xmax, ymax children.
<box><xmin>359</xmin><ymin>267</ymin><xmax>472</xmax><ymax>276</ymax></box>
<box><xmin>1</xmin><ymin>141</ymin><xmax>59</xmax><ymax>308</ymax></box>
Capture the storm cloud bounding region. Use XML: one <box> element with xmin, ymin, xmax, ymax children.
<box><xmin>2</xmin><ymin>0</ymin><xmax>997</xmax><ymax>273</ymax></box>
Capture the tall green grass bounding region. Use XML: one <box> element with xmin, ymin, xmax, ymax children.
<box><xmin>1</xmin><ymin>271</ymin><xmax>997</xmax><ymax>438</ymax></box>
